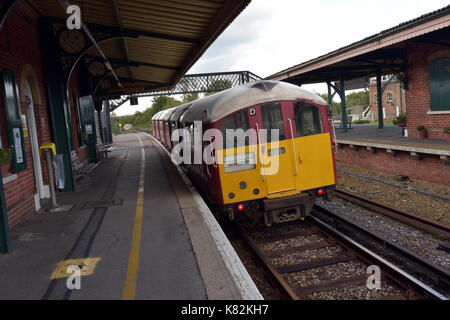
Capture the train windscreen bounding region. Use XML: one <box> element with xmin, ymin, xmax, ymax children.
<box><xmin>294</xmin><ymin>102</ymin><xmax>323</xmax><ymax>137</ymax></box>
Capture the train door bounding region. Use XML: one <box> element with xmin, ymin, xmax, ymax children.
<box><xmin>291</xmin><ymin>101</ymin><xmax>335</xmax><ymax>190</ymax></box>
<box><xmin>257</xmin><ymin>102</ymin><xmax>297</xmax><ymax>196</ymax></box>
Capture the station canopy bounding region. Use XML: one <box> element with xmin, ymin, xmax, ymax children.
<box><xmin>267</xmin><ymin>5</ymin><xmax>450</xmax><ymax>86</ymax></box>
<box><xmin>31</xmin><ymin>0</ymin><xmax>251</xmax><ymax>97</ymax></box>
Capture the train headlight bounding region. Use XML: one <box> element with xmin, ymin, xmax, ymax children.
<box><xmin>223</xmin><ymin>153</ymin><xmax>256</xmax><ymax>173</ymax></box>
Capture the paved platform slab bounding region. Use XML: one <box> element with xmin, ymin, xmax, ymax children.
<box><xmin>0</xmin><ymin>133</ymin><xmax>261</xmax><ymax>300</ymax></box>
<box><xmin>335</xmin><ymin>124</ymin><xmax>450</xmax><ymax>155</ymax></box>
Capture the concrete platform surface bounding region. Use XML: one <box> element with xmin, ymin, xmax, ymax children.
<box><xmin>0</xmin><ymin>133</ymin><xmax>261</xmax><ymax>300</ymax></box>
<box><xmin>335</xmin><ymin>124</ymin><xmax>450</xmax><ymax>153</ymax></box>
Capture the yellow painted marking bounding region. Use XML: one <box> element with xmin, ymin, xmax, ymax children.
<box><xmin>122</xmin><ymin>135</ymin><xmax>146</xmax><ymax>300</ymax></box>
<box><xmin>51</xmin><ymin>258</ymin><xmax>100</xmax><ymax>279</ymax></box>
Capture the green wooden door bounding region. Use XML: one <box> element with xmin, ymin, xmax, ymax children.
<box><xmin>430</xmin><ymin>58</ymin><xmax>450</xmax><ymax>111</ymax></box>
<box><xmin>79</xmin><ymin>95</ymin><xmax>98</xmax><ymax>163</ymax></box>
<box><xmin>2</xmin><ymin>69</ymin><xmax>27</xmax><ymax>173</ymax></box>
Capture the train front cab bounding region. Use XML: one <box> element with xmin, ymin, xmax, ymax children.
<box><xmin>216</xmin><ymin>99</ymin><xmax>336</xmax><ymax>226</ymax></box>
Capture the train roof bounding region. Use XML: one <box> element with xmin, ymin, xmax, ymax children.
<box><xmin>179</xmin><ymin>80</ymin><xmax>327</xmax><ymax>123</ymax></box>
<box><xmin>170</xmin><ymin>103</ymin><xmax>192</xmax><ymax>122</ymax></box>
<box><xmin>153</xmin><ymin>111</ymin><xmax>162</xmax><ymax>120</ymax></box>
<box><xmin>161</xmin><ymin>106</ymin><xmax>178</xmax><ymax>121</ymax></box>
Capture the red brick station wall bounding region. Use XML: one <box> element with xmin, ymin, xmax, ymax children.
<box><xmin>0</xmin><ymin>2</ymin><xmax>87</xmax><ymax>228</ymax></box>
<box><xmin>0</xmin><ymin>3</ymin><xmax>52</xmax><ymax>227</ymax></box>
<box><xmin>336</xmin><ymin>145</ymin><xmax>450</xmax><ymax>186</ymax></box>
<box><xmin>406</xmin><ymin>42</ymin><xmax>450</xmax><ymax>140</ymax></box>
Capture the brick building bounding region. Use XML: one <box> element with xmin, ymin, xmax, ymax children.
<box><xmin>0</xmin><ymin>0</ymin><xmax>251</xmax><ymax>253</ymax></box>
<box><xmin>268</xmin><ymin>5</ymin><xmax>450</xmax><ymax>139</ymax></box>
<box><xmin>267</xmin><ymin>6</ymin><xmax>450</xmax><ymax>188</ymax></box>
<box><xmin>405</xmin><ymin>42</ymin><xmax>450</xmax><ymax>139</ymax></box>
<box><xmin>368</xmin><ymin>75</ymin><xmax>407</xmax><ymax>122</ymax></box>
<box><xmin>0</xmin><ymin>2</ymin><xmax>90</xmax><ymax>228</ymax></box>
<box><xmin>1</xmin><ymin>2</ymin><xmax>53</xmax><ymax>227</ymax></box>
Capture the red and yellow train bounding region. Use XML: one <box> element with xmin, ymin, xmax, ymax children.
<box><xmin>152</xmin><ymin>80</ymin><xmax>336</xmax><ymax>226</ymax></box>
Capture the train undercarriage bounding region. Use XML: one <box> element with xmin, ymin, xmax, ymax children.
<box><xmin>217</xmin><ymin>187</ymin><xmax>334</xmax><ymax>227</ymax></box>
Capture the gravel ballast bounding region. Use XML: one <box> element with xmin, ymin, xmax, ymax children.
<box><xmin>316</xmin><ymin>198</ymin><xmax>450</xmax><ymax>269</ymax></box>
<box><xmin>336</xmin><ymin>162</ymin><xmax>450</xmax><ymax>226</ymax></box>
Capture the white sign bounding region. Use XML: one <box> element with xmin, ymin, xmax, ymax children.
<box><xmin>85</xmin><ymin>124</ymin><xmax>93</xmax><ymax>135</ymax></box>
<box><xmin>13</xmin><ymin>128</ymin><xmax>24</xmax><ymax>164</ymax></box>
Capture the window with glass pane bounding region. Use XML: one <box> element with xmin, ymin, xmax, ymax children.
<box><xmin>261</xmin><ymin>103</ymin><xmax>285</xmax><ymax>142</ymax></box>
<box><xmin>220</xmin><ymin>110</ymin><xmax>250</xmax><ymax>148</ymax></box>
<box><xmin>294</xmin><ymin>102</ymin><xmax>323</xmax><ymax>137</ymax></box>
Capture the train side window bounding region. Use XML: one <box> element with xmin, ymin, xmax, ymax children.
<box><xmin>220</xmin><ymin>110</ymin><xmax>250</xmax><ymax>148</ymax></box>
<box><xmin>294</xmin><ymin>102</ymin><xmax>323</xmax><ymax>137</ymax></box>
<box><xmin>261</xmin><ymin>103</ymin><xmax>285</xmax><ymax>142</ymax></box>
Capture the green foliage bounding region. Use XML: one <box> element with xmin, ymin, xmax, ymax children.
<box><xmin>443</xmin><ymin>127</ymin><xmax>450</xmax><ymax>134</ymax></box>
<box><xmin>117</xmin><ymin>95</ymin><xmax>182</xmax><ymax>129</ymax></box>
<box><xmin>182</xmin><ymin>93</ymin><xmax>199</xmax><ymax>103</ymax></box>
<box><xmin>151</xmin><ymin>96</ymin><xmax>182</xmax><ymax>114</ymax></box>
<box><xmin>393</xmin><ymin>113</ymin><xmax>406</xmax><ymax>125</ymax></box>
<box><xmin>0</xmin><ymin>148</ymin><xmax>12</xmax><ymax>166</ymax></box>
<box><xmin>346</xmin><ymin>90</ymin><xmax>370</xmax><ymax>108</ymax></box>
<box><xmin>416</xmin><ymin>125</ymin><xmax>425</xmax><ymax>131</ymax></box>
<box><xmin>204</xmin><ymin>79</ymin><xmax>233</xmax><ymax>96</ymax></box>
<box><xmin>317</xmin><ymin>90</ymin><xmax>369</xmax><ymax>117</ymax></box>
<box><xmin>317</xmin><ymin>93</ymin><xmax>341</xmax><ymax>115</ymax></box>
<box><xmin>353</xmin><ymin>120</ymin><xmax>370</xmax><ymax>124</ymax></box>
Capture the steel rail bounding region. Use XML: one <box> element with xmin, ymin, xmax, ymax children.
<box><xmin>334</xmin><ymin>189</ymin><xmax>450</xmax><ymax>237</ymax></box>
<box><xmin>236</xmin><ymin>216</ymin><xmax>448</xmax><ymax>300</ymax></box>
<box><xmin>235</xmin><ymin>224</ymin><xmax>298</xmax><ymax>300</ymax></box>
<box><xmin>337</xmin><ymin>169</ymin><xmax>450</xmax><ymax>203</ymax></box>
<box><xmin>313</xmin><ymin>204</ymin><xmax>450</xmax><ymax>294</ymax></box>
<box><xmin>308</xmin><ymin>215</ymin><xmax>448</xmax><ymax>300</ymax></box>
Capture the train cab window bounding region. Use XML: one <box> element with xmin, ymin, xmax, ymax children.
<box><xmin>261</xmin><ymin>103</ymin><xmax>285</xmax><ymax>142</ymax></box>
<box><xmin>294</xmin><ymin>102</ymin><xmax>323</xmax><ymax>137</ymax></box>
<box><xmin>220</xmin><ymin>110</ymin><xmax>250</xmax><ymax>149</ymax></box>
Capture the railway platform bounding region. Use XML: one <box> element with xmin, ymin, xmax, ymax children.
<box><xmin>0</xmin><ymin>133</ymin><xmax>261</xmax><ymax>300</ymax></box>
<box><xmin>335</xmin><ymin>124</ymin><xmax>450</xmax><ymax>153</ymax></box>
<box><xmin>333</xmin><ymin>124</ymin><xmax>450</xmax><ymax>186</ymax></box>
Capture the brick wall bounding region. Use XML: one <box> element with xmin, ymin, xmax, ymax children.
<box><xmin>369</xmin><ymin>81</ymin><xmax>406</xmax><ymax>121</ymax></box>
<box><xmin>0</xmin><ymin>1</ymin><xmax>52</xmax><ymax>228</ymax></box>
<box><xmin>405</xmin><ymin>42</ymin><xmax>450</xmax><ymax>140</ymax></box>
<box><xmin>336</xmin><ymin>144</ymin><xmax>450</xmax><ymax>186</ymax></box>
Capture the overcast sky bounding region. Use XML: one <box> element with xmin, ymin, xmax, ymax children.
<box><xmin>115</xmin><ymin>0</ymin><xmax>449</xmax><ymax>116</ymax></box>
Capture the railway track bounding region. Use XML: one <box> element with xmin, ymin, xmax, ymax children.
<box><xmin>235</xmin><ymin>209</ymin><xmax>449</xmax><ymax>300</ymax></box>
<box><xmin>138</xmin><ymin>130</ymin><xmax>449</xmax><ymax>300</ymax></box>
<box><xmin>337</xmin><ymin>169</ymin><xmax>450</xmax><ymax>204</ymax></box>
<box><xmin>334</xmin><ymin>189</ymin><xmax>450</xmax><ymax>238</ymax></box>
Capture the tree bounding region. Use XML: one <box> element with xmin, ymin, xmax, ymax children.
<box><xmin>346</xmin><ymin>90</ymin><xmax>370</xmax><ymax>108</ymax></box>
<box><xmin>204</xmin><ymin>79</ymin><xmax>233</xmax><ymax>96</ymax></box>
<box><xmin>317</xmin><ymin>93</ymin><xmax>342</xmax><ymax>116</ymax></box>
<box><xmin>182</xmin><ymin>93</ymin><xmax>199</xmax><ymax>103</ymax></box>
<box><xmin>316</xmin><ymin>89</ymin><xmax>369</xmax><ymax>116</ymax></box>
<box><xmin>151</xmin><ymin>96</ymin><xmax>181</xmax><ymax>113</ymax></box>
<box><xmin>117</xmin><ymin>95</ymin><xmax>182</xmax><ymax>129</ymax></box>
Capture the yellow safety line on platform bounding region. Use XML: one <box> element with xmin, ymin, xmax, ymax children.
<box><xmin>122</xmin><ymin>135</ymin><xmax>145</xmax><ymax>300</ymax></box>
